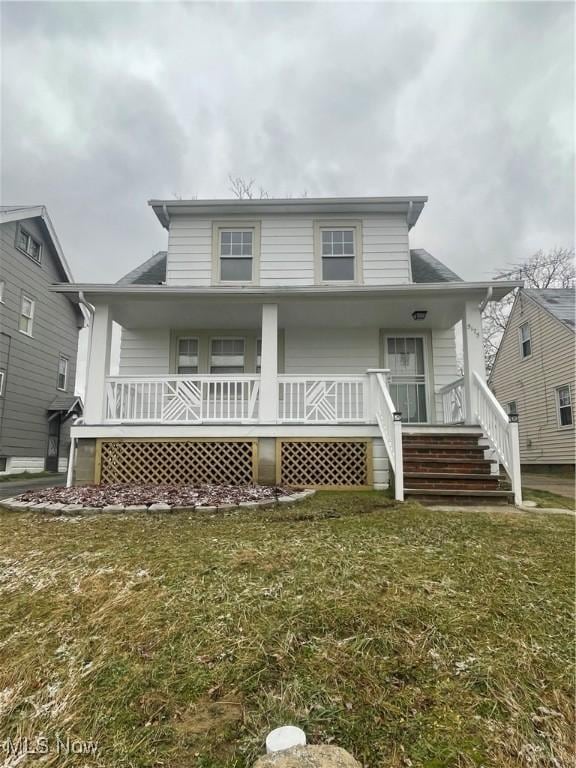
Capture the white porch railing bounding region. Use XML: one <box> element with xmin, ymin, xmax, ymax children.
<box><xmin>278</xmin><ymin>375</ymin><xmax>367</xmax><ymax>423</ymax></box>
<box><xmin>472</xmin><ymin>371</ymin><xmax>522</xmax><ymax>504</ymax></box>
<box><xmin>439</xmin><ymin>377</ymin><xmax>466</xmax><ymax>424</ymax></box>
<box><xmin>369</xmin><ymin>370</ymin><xmax>404</xmax><ymax>501</ymax></box>
<box><xmin>105</xmin><ymin>376</ymin><xmax>260</xmax><ymax>424</ymax></box>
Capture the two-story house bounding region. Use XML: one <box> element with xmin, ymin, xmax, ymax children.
<box><xmin>0</xmin><ymin>206</ymin><xmax>84</xmax><ymax>475</ymax></box>
<box><xmin>55</xmin><ymin>196</ymin><xmax>523</xmax><ymax>503</ymax></box>
<box><xmin>490</xmin><ymin>288</ymin><xmax>575</xmax><ymax>470</ymax></box>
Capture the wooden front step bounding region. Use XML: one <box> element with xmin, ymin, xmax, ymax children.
<box><xmin>402</xmin><ymin>430</ymin><xmax>509</xmax><ymax>504</ymax></box>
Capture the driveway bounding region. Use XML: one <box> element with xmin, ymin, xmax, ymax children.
<box><xmin>522</xmin><ymin>472</ymin><xmax>575</xmax><ymax>499</ymax></box>
<box><xmin>0</xmin><ymin>473</ymin><xmax>66</xmax><ymax>501</ymax></box>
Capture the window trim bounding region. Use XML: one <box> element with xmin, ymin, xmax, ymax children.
<box><xmin>211</xmin><ymin>220</ymin><xmax>261</xmax><ymax>286</ymax></box>
<box><xmin>314</xmin><ymin>219</ymin><xmax>363</xmax><ymax>285</ymax></box>
<box><xmin>176</xmin><ymin>336</ymin><xmax>200</xmax><ymax>375</ymax></box>
<box><xmin>19</xmin><ymin>293</ymin><xmax>35</xmax><ymax>337</ymax></box>
<box><xmin>555</xmin><ymin>384</ymin><xmax>573</xmax><ymax>429</ymax></box>
<box><xmin>518</xmin><ymin>322</ymin><xmax>532</xmax><ymax>360</ymax></box>
<box><xmin>57</xmin><ymin>355</ymin><xmax>69</xmax><ymax>392</ymax></box>
<box><xmin>15</xmin><ymin>224</ymin><xmax>42</xmax><ymax>265</ymax></box>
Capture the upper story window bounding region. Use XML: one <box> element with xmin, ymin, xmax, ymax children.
<box><xmin>556</xmin><ymin>385</ymin><xmax>573</xmax><ymax>427</ymax></box>
<box><xmin>213</xmin><ymin>222</ymin><xmax>260</xmax><ymax>284</ymax></box>
<box><xmin>210</xmin><ymin>338</ymin><xmax>245</xmax><ymax>374</ymax></box>
<box><xmin>315</xmin><ymin>221</ymin><xmax>361</xmax><ymax>283</ymax></box>
<box><xmin>19</xmin><ymin>294</ymin><xmax>35</xmax><ymax>336</ymax></box>
<box><xmin>57</xmin><ymin>356</ymin><xmax>69</xmax><ymax>391</ymax></box>
<box><xmin>519</xmin><ymin>322</ymin><xmax>531</xmax><ymax>358</ymax></box>
<box><xmin>177</xmin><ymin>337</ymin><xmax>199</xmax><ymax>374</ymax></box>
<box><xmin>16</xmin><ymin>226</ymin><xmax>42</xmax><ymax>263</ymax></box>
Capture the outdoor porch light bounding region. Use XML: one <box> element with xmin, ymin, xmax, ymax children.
<box><xmin>412</xmin><ymin>310</ymin><xmax>427</xmax><ymax>321</ymax></box>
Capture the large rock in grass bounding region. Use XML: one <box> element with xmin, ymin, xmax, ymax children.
<box><xmin>253</xmin><ymin>745</ymin><xmax>361</xmax><ymax>768</ymax></box>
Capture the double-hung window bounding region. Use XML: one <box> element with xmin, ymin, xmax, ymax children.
<box><xmin>177</xmin><ymin>337</ymin><xmax>199</xmax><ymax>374</ymax></box>
<box><xmin>16</xmin><ymin>227</ymin><xmax>42</xmax><ymax>263</ymax></box>
<box><xmin>210</xmin><ymin>338</ymin><xmax>245</xmax><ymax>374</ymax></box>
<box><xmin>19</xmin><ymin>294</ymin><xmax>35</xmax><ymax>336</ymax></box>
<box><xmin>219</xmin><ymin>229</ymin><xmax>254</xmax><ymax>282</ymax></box>
<box><xmin>57</xmin><ymin>356</ymin><xmax>68</xmax><ymax>391</ymax></box>
<box><xmin>556</xmin><ymin>385</ymin><xmax>573</xmax><ymax>427</ymax></box>
<box><xmin>315</xmin><ymin>222</ymin><xmax>361</xmax><ymax>282</ymax></box>
<box><xmin>519</xmin><ymin>323</ymin><xmax>531</xmax><ymax>358</ymax></box>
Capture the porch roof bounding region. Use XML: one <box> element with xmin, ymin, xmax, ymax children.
<box><xmin>50</xmin><ymin>281</ymin><xmax>522</xmax><ymax>330</ymax></box>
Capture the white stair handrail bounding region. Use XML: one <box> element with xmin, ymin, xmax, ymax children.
<box><xmin>368</xmin><ymin>369</ymin><xmax>404</xmax><ymax>501</ymax></box>
<box><xmin>472</xmin><ymin>371</ymin><xmax>522</xmax><ymax>505</ymax></box>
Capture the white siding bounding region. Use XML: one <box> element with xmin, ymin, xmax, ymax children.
<box><xmin>164</xmin><ymin>214</ymin><xmax>410</xmax><ymax>287</ymax></box>
<box><xmin>118</xmin><ymin>329</ymin><xmax>170</xmax><ymax>375</ymax></box>
<box><xmin>372</xmin><ymin>437</ymin><xmax>390</xmax><ymax>489</ymax></box>
<box><xmin>284</xmin><ymin>328</ymin><xmax>380</xmax><ymax>374</ymax></box>
<box><xmin>431</xmin><ymin>327</ymin><xmax>459</xmax><ymax>421</ymax></box>
<box><xmin>362</xmin><ymin>215</ymin><xmax>411</xmax><ymax>285</ymax></box>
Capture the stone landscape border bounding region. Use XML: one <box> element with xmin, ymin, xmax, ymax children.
<box><xmin>0</xmin><ymin>489</ymin><xmax>316</xmax><ymax>515</ymax></box>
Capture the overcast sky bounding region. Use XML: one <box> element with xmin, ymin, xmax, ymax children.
<box><xmin>1</xmin><ymin>1</ymin><xmax>574</xmax><ymax>284</ymax></box>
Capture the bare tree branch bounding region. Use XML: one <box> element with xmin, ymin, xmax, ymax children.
<box><xmin>483</xmin><ymin>247</ymin><xmax>575</xmax><ymax>372</ymax></box>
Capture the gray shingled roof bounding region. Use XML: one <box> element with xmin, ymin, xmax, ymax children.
<box><xmin>117</xmin><ymin>251</ymin><xmax>167</xmax><ymax>285</ymax></box>
<box><xmin>410</xmin><ymin>249</ymin><xmax>462</xmax><ymax>283</ymax></box>
<box><xmin>117</xmin><ymin>248</ymin><xmax>461</xmax><ymax>286</ymax></box>
<box><xmin>47</xmin><ymin>395</ymin><xmax>83</xmax><ymax>414</ymax></box>
<box><xmin>524</xmin><ymin>288</ymin><xmax>575</xmax><ymax>330</ymax></box>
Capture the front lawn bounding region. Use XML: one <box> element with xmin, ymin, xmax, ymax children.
<box><xmin>0</xmin><ymin>494</ymin><xmax>573</xmax><ymax>767</ymax></box>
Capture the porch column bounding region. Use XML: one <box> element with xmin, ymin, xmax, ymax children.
<box><xmin>462</xmin><ymin>300</ymin><xmax>487</xmax><ymax>424</ymax></box>
<box><xmin>84</xmin><ymin>304</ymin><xmax>112</xmax><ymax>424</ymax></box>
<box><xmin>259</xmin><ymin>303</ymin><xmax>278</xmax><ymax>423</ymax></box>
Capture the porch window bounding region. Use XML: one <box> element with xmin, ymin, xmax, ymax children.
<box><xmin>556</xmin><ymin>385</ymin><xmax>573</xmax><ymax>427</ymax></box>
<box><xmin>321</xmin><ymin>229</ymin><xmax>355</xmax><ymax>281</ymax></box>
<box><xmin>519</xmin><ymin>323</ymin><xmax>531</xmax><ymax>358</ymax></box>
<box><xmin>256</xmin><ymin>338</ymin><xmax>262</xmax><ymax>374</ymax></box>
<box><xmin>16</xmin><ymin>226</ymin><xmax>42</xmax><ymax>263</ymax></box>
<box><xmin>219</xmin><ymin>230</ymin><xmax>253</xmax><ymax>282</ymax></box>
<box><xmin>210</xmin><ymin>338</ymin><xmax>245</xmax><ymax>374</ymax></box>
<box><xmin>19</xmin><ymin>294</ymin><xmax>35</xmax><ymax>336</ymax></box>
<box><xmin>177</xmin><ymin>337</ymin><xmax>199</xmax><ymax>374</ymax></box>
<box><xmin>57</xmin><ymin>356</ymin><xmax>68</xmax><ymax>391</ymax></box>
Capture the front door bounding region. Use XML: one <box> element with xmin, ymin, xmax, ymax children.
<box><xmin>385</xmin><ymin>337</ymin><xmax>428</xmax><ymax>423</ymax></box>
<box><xmin>45</xmin><ymin>414</ymin><xmax>61</xmax><ymax>472</ymax></box>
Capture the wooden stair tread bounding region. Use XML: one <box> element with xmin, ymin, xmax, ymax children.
<box><xmin>405</xmin><ymin>488</ymin><xmax>512</xmax><ymax>497</ymax></box>
<box><xmin>404</xmin><ymin>472</ymin><xmax>499</xmax><ymax>480</ymax></box>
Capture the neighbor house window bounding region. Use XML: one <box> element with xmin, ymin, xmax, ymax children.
<box><xmin>506</xmin><ymin>401</ymin><xmax>518</xmax><ymax>416</ymax></box>
<box><xmin>19</xmin><ymin>294</ymin><xmax>35</xmax><ymax>335</ymax></box>
<box><xmin>0</xmin><ymin>370</ymin><xmax>5</xmax><ymax>396</ymax></box>
<box><xmin>219</xmin><ymin>229</ymin><xmax>254</xmax><ymax>281</ymax></box>
<box><xmin>210</xmin><ymin>338</ymin><xmax>245</xmax><ymax>373</ymax></box>
<box><xmin>57</xmin><ymin>356</ymin><xmax>68</xmax><ymax>391</ymax></box>
<box><xmin>519</xmin><ymin>323</ymin><xmax>531</xmax><ymax>358</ymax></box>
<box><xmin>0</xmin><ymin>281</ymin><xmax>4</xmax><ymax>302</ymax></box>
<box><xmin>556</xmin><ymin>385</ymin><xmax>573</xmax><ymax>427</ymax></box>
<box><xmin>16</xmin><ymin>227</ymin><xmax>42</xmax><ymax>263</ymax></box>
<box><xmin>177</xmin><ymin>337</ymin><xmax>199</xmax><ymax>374</ymax></box>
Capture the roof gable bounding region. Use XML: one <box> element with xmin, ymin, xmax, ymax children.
<box><xmin>0</xmin><ymin>205</ymin><xmax>74</xmax><ymax>282</ymax></box>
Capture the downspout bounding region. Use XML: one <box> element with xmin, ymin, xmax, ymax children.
<box><xmin>406</xmin><ymin>200</ymin><xmax>414</xmax><ymax>230</ymax></box>
<box><xmin>479</xmin><ymin>286</ymin><xmax>493</xmax><ymax>313</ymax></box>
<box><xmin>162</xmin><ymin>203</ymin><xmax>170</xmax><ymax>229</ymax></box>
<box><xmin>66</xmin><ymin>293</ymin><xmax>93</xmax><ymax>487</ymax></box>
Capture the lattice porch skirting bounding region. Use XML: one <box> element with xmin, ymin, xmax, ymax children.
<box><xmin>276</xmin><ymin>438</ymin><xmax>373</xmax><ymax>488</ymax></box>
<box><xmin>96</xmin><ymin>439</ymin><xmax>257</xmax><ymax>486</ymax></box>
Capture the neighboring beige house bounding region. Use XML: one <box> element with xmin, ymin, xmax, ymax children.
<box><xmin>490</xmin><ymin>288</ymin><xmax>575</xmax><ymax>470</ymax></box>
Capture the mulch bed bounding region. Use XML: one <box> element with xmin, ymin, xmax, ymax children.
<box><xmin>13</xmin><ymin>484</ymin><xmax>299</xmax><ymax>509</ymax></box>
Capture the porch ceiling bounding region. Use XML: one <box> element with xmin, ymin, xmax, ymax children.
<box><xmin>72</xmin><ymin>289</ymin><xmax>509</xmax><ymax>330</ymax></box>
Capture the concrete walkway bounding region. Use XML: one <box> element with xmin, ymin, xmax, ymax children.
<box><xmin>522</xmin><ymin>473</ymin><xmax>575</xmax><ymax>499</ymax></box>
<box><xmin>0</xmin><ymin>474</ymin><xmax>66</xmax><ymax>501</ymax></box>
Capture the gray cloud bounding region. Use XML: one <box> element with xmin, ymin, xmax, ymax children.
<box><xmin>1</xmin><ymin>1</ymin><xmax>573</xmax><ymax>282</ymax></box>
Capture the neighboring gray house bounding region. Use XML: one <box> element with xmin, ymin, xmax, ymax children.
<box><xmin>0</xmin><ymin>206</ymin><xmax>84</xmax><ymax>474</ymax></box>
<box><xmin>490</xmin><ymin>288</ymin><xmax>575</xmax><ymax>470</ymax></box>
